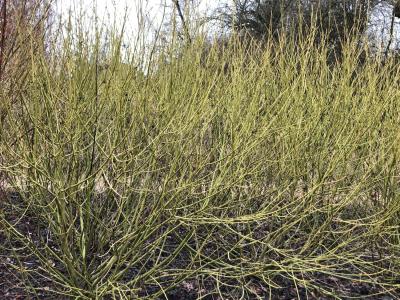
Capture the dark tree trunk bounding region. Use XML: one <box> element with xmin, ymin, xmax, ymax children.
<box><xmin>394</xmin><ymin>0</ymin><xmax>400</xmax><ymax>18</ymax></box>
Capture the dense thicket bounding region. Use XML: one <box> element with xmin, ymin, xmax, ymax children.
<box><xmin>0</xmin><ymin>0</ymin><xmax>52</xmax><ymax>80</ymax></box>
<box><xmin>1</xmin><ymin>26</ymin><xmax>400</xmax><ymax>298</ymax></box>
<box><xmin>1</xmin><ymin>2</ymin><xmax>400</xmax><ymax>299</ymax></box>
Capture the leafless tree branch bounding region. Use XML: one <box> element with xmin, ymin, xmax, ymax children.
<box><xmin>173</xmin><ymin>0</ymin><xmax>192</xmax><ymax>44</ymax></box>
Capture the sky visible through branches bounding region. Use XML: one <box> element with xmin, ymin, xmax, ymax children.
<box><xmin>55</xmin><ymin>0</ymin><xmax>400</xmax><ymax>52</ymax></box>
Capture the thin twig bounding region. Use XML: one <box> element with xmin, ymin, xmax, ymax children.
<box><xmin>0</xmin><ymin>0</ymin><xmax>7</xmax><ymax>81</ymax></box>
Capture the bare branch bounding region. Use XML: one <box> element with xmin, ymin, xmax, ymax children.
<box><xmin>173</xmin><ymin>0</ymin><xmax>192</xmax><ymax>44</ymax></box>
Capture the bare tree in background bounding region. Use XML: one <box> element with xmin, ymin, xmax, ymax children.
<box><xmin>173</xmin><ymin>0</ymin><xmax>192</xmax><ymax>44</ymax></box>
<box><xmin>164</xmin><ymin>0</ymin><xmax>211</xmax><ymax>46</ymax></box>
<box><xmin>394</xmin><ymin>0</ymin><xmax>400</xmax><ymax>17</ymax></box>
<box><xmin>385</xmin><ymin>0</ymin><xmax>400</xmax><ymax>56</ymax></box>
<box><xmin>215</xmin><ymin>0</ymin><xmax>382</xmax><ymax>59</ymax></box>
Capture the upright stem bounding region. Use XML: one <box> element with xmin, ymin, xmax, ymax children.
<box><xmin>0</xmin><ymin>0</ymin><xmax>7</xmax><ymax>81</ymax></box>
